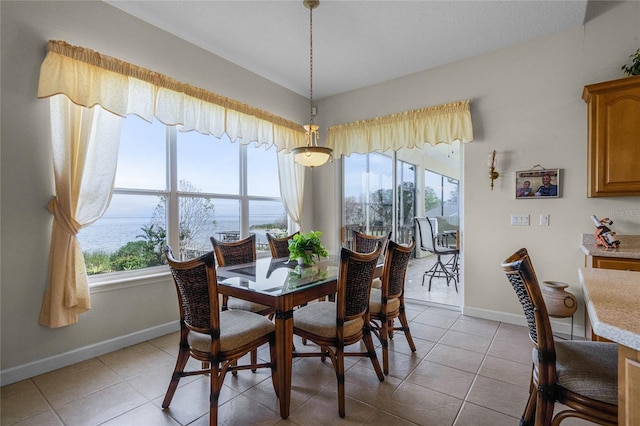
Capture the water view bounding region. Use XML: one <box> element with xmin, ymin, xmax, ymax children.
<box><xmin>78</xmin><ymin>215</ymin><xmax>287</xmax><ymax>255</ymax></box>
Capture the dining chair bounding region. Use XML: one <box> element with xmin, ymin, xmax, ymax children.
<box><xmin>162</xmin><ymin>246</ymin><xmax>278</xmax><ymax>426</ymax></box>
<box><xmin>292</xmin><ymin>245</ymin><xmax>385</xmax><ymax>418</ymax></box>
<box><xmin>369</xmin><ymin>238</ymin><xmax>416</xmax><ymax>375</ymax></box>
<box><xmin>352</xmin><ymin>230</ymin><xmax>391</xmax><ymax>255</ymax></box>
<box><xmin>502</xmin><ymin>248</ymin><xmax>618</xmax><ymax>426</ymax></box>
<box><xmin>352</xmin><ymin>229</ymin><xmax>391</xmax><ymax>288</ymax></box>
<box><xmin>266</xmin><ymin>231</ymin><xmax>298</xmax><ymax>258</ymax></box>
<box><xmin>210</xmin><ymin>234</ymin><xmax>273</xmax><ymax>315</ymax></box>
<box><xmin>414</xmin><ymin>217</ymin><xmax>459</xmax><ymax>291</ymax></box>
<box><xmin>210</xmin><ymin>234</ymin><xmax>274</xmax><ymax>370</ymax></box>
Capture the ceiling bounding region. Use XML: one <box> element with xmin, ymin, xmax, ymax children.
<box><xmin>105</xmin><ymin>0</ymin><xmax>593</xmax><ymax>100</ymax></box>
<box><xmin>103</xmin><ymin>1</ymin><xmax>601</xmax><ymax>168</ymax></box>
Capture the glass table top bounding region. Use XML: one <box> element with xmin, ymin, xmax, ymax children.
<box><xmin>217</xmin><ymin>256</ymin><xmax>340</xmax><ymax>297</ymax></box>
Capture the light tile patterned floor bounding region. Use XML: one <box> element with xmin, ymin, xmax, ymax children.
<box><xmin>3</xmin><ymin>255</ymin><xmax>594</xmax><ymax>425</ymax></box>
<box><xmin>404</xmin><ymin>254</ymin><xmax>462</xmax><ymax>308</ymax></box>
<box><xmin>2</xmin><ymin>306</ymin><xmax>539</xmax><ymax>425</ymax></box>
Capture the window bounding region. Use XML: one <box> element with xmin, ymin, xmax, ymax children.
<box><xmin>78</xmin><ymin>115</ymin><xmax>286</xmax><ymax>276</ymax></box>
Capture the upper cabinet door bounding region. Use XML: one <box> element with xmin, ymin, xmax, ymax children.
<box><xmin>583</xmin><ymin>75</ymin><xmax>640</xmax><ymax>197</ymax></box>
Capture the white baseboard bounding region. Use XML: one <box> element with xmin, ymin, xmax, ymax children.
<box><xmin>1</xmin><ymin>321</ymin><xmax>180</xmax><ymax>386</ymax></box>
<box><xmin>463</xmin><ymin>306</ymin><xmax>585</xmax><ymax>339</ymax></box>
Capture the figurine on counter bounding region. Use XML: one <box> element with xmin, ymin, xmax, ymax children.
<box><xmin>591</xmin><ymin>215</ymin><xmax>621</xmax><ymax>249</ymax></box>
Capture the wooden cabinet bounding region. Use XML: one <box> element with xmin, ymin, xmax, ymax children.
<box><xmin>590</xmin><ymin>256</ymin><xmax>640</xmax><ymax>271</ymax></box>
<box><xmin>582</xmin><ymin>75</ymin><xmax>640</xmax><ymax>197</ymax></box>
<box><xmin>620</xmin><ymin>345</ymin><xmax>640</xmax><ymax>425</ymax></box>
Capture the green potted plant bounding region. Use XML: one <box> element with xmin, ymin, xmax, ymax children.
<box><xmin>288</xmin><ymin>230</ymin><xmax>328</xmax><ymax>266</ymax></box>
<box><xmin>621</xmin><ymin>48</ymin><xmax>640</xmax><ymax>76</ymax></box>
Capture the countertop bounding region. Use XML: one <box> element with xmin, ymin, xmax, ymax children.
<box><xmin>580</xmin><ymin>234</ymin><xmax>640</xmax><ymax>259</ymax></box>
<box><xmin>579</xmin><ymin>267</ymin><xmax>640</xmax><ymax>351</ymax></box>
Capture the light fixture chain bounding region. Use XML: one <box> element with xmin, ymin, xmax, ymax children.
<box><xmin>309</xmin><ymin>3</ymin><xmax>314</xmax><ymax>121</ymax></box>
<box><xmin>292</xmin><ymin>0</ymin><xmax>332</xmax><ymax>167</ymax></box>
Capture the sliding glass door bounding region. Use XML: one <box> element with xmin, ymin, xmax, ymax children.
<box><xmin>396</xmin><ymin>161</ymin><xmax>416</xmax><ymax>244</ymax></box>
<box><xmin>342</xmin><ymin>152</ymin><xmax>416</xmax><ymax>247</ymax></box>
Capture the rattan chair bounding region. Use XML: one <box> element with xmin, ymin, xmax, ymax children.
<box><xmin>292</xmin><ymin>245</ymin><xmax>384</xmax><ymax>418</ymax></box>
<box><xmin>352</xmin><ymin>230</ymin><xmax>391</xmax><ymax>289</ymax></box>
<box><xmin>352</xmin><ymin>230</ymin><xmax>391</xmax><ymax>255</ymax></box>
<box><xmin>414</xmin><ymin>217</ymin><xmax>458</xmax><ymax>291</ymax></box>
<box><xmin>162</xmin><ymin>247</ymin><xmax>278</xmax><ymax>426</ymax></box>
<box><xmin>210</xmin><ymin>234</ymin><xmax>274</xmax><ymax>370</ymax></box>
<box><xmin>266</xmin><ymin>231</ymin><xmax>298</xmax><ymax>258</ymax></box>
<box><xmin>210</xmin><ymin>234</ymin><xmax>273</xmax><ymax>315</ymax></box>
<box><xmin>369</xmin><ymin>238</ymin><xmax>417</xmax><ymax>375</ymax></box>
<box><xmin>502</xmin><ymin>248</ymin><xmax>618</xmax><ymax>426</ymax></box>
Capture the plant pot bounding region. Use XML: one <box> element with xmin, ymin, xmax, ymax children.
<box><xmin>542</xmin><ymin>281</ymin><xmax>577</xmax><ymax>318</ymax></box>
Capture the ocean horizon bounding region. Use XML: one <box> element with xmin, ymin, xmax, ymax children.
<box><xmin>78</xmin><ymin>215</ymin><xmax>287</xmax><ymax>254</ymax></box>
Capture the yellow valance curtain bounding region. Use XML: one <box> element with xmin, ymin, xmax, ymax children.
<box><xmin>325</xmin><ymin>100</ymin><xmax>473</xmax><ymax>158</ymax></box>
<box><xmin>37</xmin><ymin>40</ymin><xmax>305</xmax><ymax>150</ymax></box>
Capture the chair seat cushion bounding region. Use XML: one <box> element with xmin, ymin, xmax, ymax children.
<box><xmin>371</xmin><ymin>277</ymin><xmax>382</xmax><ymax>289</ymax></box>
<box><xmin>293</xmin><ymin>301</ymin><xmax>364</xmax><ymax>339</ymax></box>
<box><xmin>188</xmin><ymin>310</ymin><xmax>274</xmax><ymax>353</ymax></box>
<box><xmin>228</xmin><ymin>297</ymin><xmax>270</xmax><ymax>313</ymax></box>
<box><xmin>368</xmin><ymin>288</ymin><xmax>400</xmax><ymax>314</ymax></box>
<box><xmin>534</xmin><ymin>341</ymin><xmax>618</xmax><ymax>406</ymax></box>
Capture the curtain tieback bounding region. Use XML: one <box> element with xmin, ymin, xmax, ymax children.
<box><xmin>47</xmin><ymin>197</ymin><xmax>81</xmax><ymax>235</ymax></box>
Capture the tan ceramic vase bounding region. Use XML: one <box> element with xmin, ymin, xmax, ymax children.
<box><xmin>542</xmin><ymin>281</ymin><xmax>578</xmax><ymax>318</ymax></box>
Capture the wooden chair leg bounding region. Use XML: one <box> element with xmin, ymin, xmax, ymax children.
<box><xmin>209</xmin><ymin>361</ymin><xmax>222</xmax><ymax>426</ymax></box>
<box><xmin>379</xmin><ymin>313</ymin><xmax>390</xmax><ymax>375</ymax></box>
<box><xmin>398</xmin><ymin>309</ymin><xmax>416</xmax><ymax>352</ymax></box>
<box><xmin>535</xmin><ymin>387</ymin><xmax>555</xmax><ymax>426</ymax></box>
<box><xmin>388</xmin><ymin>318</ymin><xmax>394</xmax><ymax>340</ymax></box>
<box><xmin>363</xmin><ymin>327</ymin><xmax>384</xmax><ymax>381</ymax></box>
<box><xmin>521</xmin><ymin>382</ymin><xmax>537</xmax><ymax>426</ymax></box>
<box><xmin>336</xmin><ymin>345</ymin><xmax>346</xmax><ymax>418</ymax></box>
<box><xmin>251</xmin><ymin>349</ymin><xmax>257</xmax><ymax>372</ymax></box>
<box><xmin>162</xmin><ymin>347</ymin><xmax>189</xmax><ymax>408</ymax></box>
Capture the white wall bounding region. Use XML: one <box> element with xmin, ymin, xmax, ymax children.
<box><xmin>314</xmin><ymin>2</ymin><xmax>640</xmax><ymax>328</ymax></box>
<box><xmin>0</xmin><ymin>1</ymin><xmax>308</xmax><ymax>384</ymax></box>
<box><xmin>2</xmin><ymin>0</ymin><xmax>639</xmax><ymax>386</ymax></box>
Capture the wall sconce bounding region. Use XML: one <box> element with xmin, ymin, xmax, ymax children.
<box><xmin>488</xmin><ymin>150</ymin><xmax>499</xmax><ymax>190</ymax></box>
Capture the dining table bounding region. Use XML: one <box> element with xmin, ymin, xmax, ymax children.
<box><xmin>216</xmin><ymin>255</ymin><xmax>342</xmax><ymax>419</ymax></box>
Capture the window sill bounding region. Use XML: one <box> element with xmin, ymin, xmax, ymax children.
<box><xmin>89</xmin><ymin>265</ymin><xmax>172</xmax><ymax>294</ymax></box>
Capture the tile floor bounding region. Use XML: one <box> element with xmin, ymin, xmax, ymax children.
<box><xmin>404</xmin><ymin>254</ymin><xmax>462</xmax><ymax>308</ymax></box>
<box><xmin>2</xmin><ymin>257</ymin><xmax>590</xmax><ymax>425</ymax></box>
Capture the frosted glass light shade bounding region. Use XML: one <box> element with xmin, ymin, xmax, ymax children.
<box><xmin>291</xmin><ymin>146</ymin><xmax>332</xmax><ymax>168</ymax></box>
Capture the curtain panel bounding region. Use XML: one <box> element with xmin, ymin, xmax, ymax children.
<box><xmin>276</xmin><ymin>151</ymin><xmax>305</xmax><ymax>231</ymax></box>
<box><xmin>38</xmin><ymin>97</ymin><xmax>122</xmax><ymax>328</ymax></box>
<box><xmin>325</xmin><ymin>100</ymin><xmax>473</xmax><ymax>158</ymax></box>
<box><xmin>38</xmin><ymin>40</ymin><xmax>306</xmax><ymax>150</ymax></box>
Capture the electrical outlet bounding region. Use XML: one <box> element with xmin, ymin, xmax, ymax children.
<box><xmin>539</xmin><ymin>214</ymin><xmax>550</xmax><ymax>226</ymax></box>
<box><xmin>511</xmin><ymin>214</ymin><xmax>530</xmax><ymax>226</ymax></box>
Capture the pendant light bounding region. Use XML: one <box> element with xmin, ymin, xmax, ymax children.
<box><xmin>291</xmin><ymin>0</ymin><xmax>333</xmax><ymax>168</ymax></box>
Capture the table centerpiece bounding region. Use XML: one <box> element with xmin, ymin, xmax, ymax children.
<box><xmin>288</xmin><ymin>230</ymin><xmax>328</xmax><ymax>266</ymax></box>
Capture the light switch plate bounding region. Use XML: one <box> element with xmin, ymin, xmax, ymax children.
<box><xmin>539</xmin><ymin>214</ymin><xmax>549</xmax><ymax>226</ymax></box>
<box><xmin>511</xmin><ymin>214</ymin><xmax>530</xmax><ymax>226</ymax></box>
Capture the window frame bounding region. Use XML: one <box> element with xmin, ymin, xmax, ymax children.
<box><xmin>87</xmin><ymin>121</ymin><xmax>286</xmax><ymax>287</ymax></box>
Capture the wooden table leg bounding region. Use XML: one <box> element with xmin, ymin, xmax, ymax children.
<box><xmin>275</xmin><ymin>309</ymin><xmax>294</xmax><ymax>418</ymax></box>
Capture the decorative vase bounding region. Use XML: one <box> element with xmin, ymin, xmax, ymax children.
<box><xmin>541</xmin><ymin>281</ymin><xmax>578</xmax><ymax>318</ymax></box>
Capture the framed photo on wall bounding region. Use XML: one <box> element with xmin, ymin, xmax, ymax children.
<box><xmin>515</xmin><ymin>168</ymin><xmax>560</xmax><ymax>199</ymax></box>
